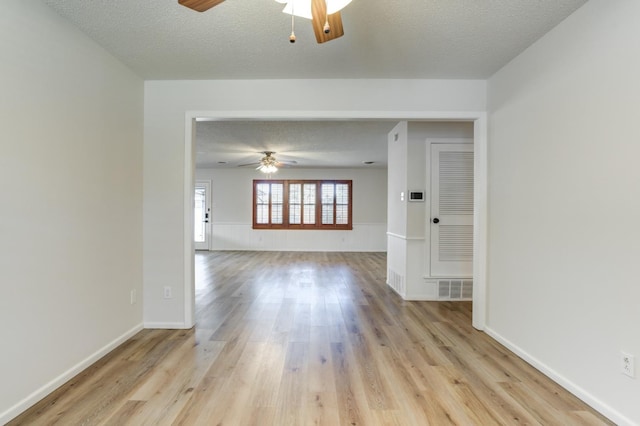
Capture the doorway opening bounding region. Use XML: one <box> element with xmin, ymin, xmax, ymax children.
<box><xmin>182</xmin><ymin>112</ymin><xmax>487</xmax><ymax>331</ymax></box>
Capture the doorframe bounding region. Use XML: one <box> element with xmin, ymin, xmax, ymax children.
<box><xmin>182</xmin><ymin>111</ymin><xmax>487</xmax><ymax>330</ymax></box>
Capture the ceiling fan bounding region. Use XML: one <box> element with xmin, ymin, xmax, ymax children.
<box><xmin>177</xmin><ymin>0</ymin><xmax>349</xmax><ymax>44</ymax></box>
<box><xmin>238</xmin><ymin>151</ymin><xmax>298</xmax><ymax>173</ymax></box>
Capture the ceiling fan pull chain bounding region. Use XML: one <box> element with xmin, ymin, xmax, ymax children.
<box><xmin>323</xmin><ymin>1</ymin><xmax>330</xmax><ymax>34</ymax></box>
<box><xmin>289</xmin><ymin>7</ymin><xmax>296</xmax><ymax>42</ymax></box>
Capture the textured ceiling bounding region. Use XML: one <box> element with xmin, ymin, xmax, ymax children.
<box><xmin>42</xmin><ymin>0</ymin><xmax>588</xmax><ymax>80</ymax></box>
<box><xmin>195</xmin><ymin>120</ymin><xmax>478</xmax><ymax>169</ymax></box>
<box><xmin>41</xmin><ymin>0</ymin><xmax>587</xmax><ymax>168</ymax></box>
<box><xmin>195</xmin><ymin>120</ymin><xmax>398</xmax><ymax>168</ymax></box>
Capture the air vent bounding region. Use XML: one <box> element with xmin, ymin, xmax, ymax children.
<box><xmin>388</xmin><ymin>269</ymin><xmax>405</xmax><ymax>296</ymax></box>
<box><xmin>437</xmin><ymin>279</ymin><xmax>473</xmax><ymax>301</ymax></box>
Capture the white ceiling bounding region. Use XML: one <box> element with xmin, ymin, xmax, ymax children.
<box><xmin>42</xmin><ymin>0</ymin><xmax>587</xmax><ymax>80</ymax></box>
<box><xmin>196</xmin><ymin>120</ymin><xmax>398</xmax><ymax>168</ymax></box>
<box><xmin>42</xmin><ymin>0</ymin><xmax>587</xmax><ymax>168</ymax></box>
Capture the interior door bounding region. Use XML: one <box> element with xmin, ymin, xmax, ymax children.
<box><xmin>194</xmin><ymin>181</ymin><xmax>211</xmax><ymax>251</ymax></box>
<box><xmin>430</xmin><ymin>144</ymin><xmax>474</xmax><ymax>277</ymax></box>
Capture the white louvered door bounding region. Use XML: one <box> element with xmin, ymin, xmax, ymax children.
<box><xmin>430</xmin><ymin>144</ymin><xmax>474</xmax><ymax>277</ymax></box>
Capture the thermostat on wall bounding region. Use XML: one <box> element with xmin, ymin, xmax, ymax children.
<box><xmin>409</xmin><ymin>191</ymin><xmax>424</xmax><ymax>202</ymax></box>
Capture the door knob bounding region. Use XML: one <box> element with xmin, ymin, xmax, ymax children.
<box><xmin>433</xmin><ymin>218</ymin><xmax>440</xmax><ymax>224</ymax></box>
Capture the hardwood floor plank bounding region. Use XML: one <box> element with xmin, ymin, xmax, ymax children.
<box><xmin>116</xmin><ymin>330</ymin><xmax>226</xmax><ymax>425</ymax></box>
<box><xmin>274</xmin><ymin>341</ymin><xmax>310</xmax><ymax>426</ymax></box>
<box><xmin>330</xmin><ymin>342</ymin><xmax>375</xmax><ymax>426</ymax></box>
<box><xmin>343</xmin><ymin>322</ymin><xmax>397</xmax><ymax>410</ymax></box>
<box><xmin>100</xmin><ymin>400</ymin><xmax>146</xmax><ymax>426</ymax></box>
<box><xmin>499</xmin><ymin>381</ymin><xmax>569</xmax><ymax>425</ymax></box>
<box><xmin>10</xmin><ymin>330</ymin><xmax>186</xmax><ymax>425</ymax></box>
<box><xmin>10</xmin><ymin>251</ymin><xmax>614</xmax><ymax>426</ymax></box>
<box><xmin>246</xmin><ymin>342</ymin><xmax>287</xmax><ymax>408</ymax></box>
<box><xmin>307</xmin><ymin>326</ymin><xmax>336</xmax><ymax>393</ymax></box>
<box><xmin>305</xmin><ymin>391</ymin><xmax>341</xmax><ymax>426</ymax></box>
<box><xmin>202</xmin><ymin>341</ymin><xmax>268</xmax><ymax>426</ymax></box>
<box><xmin>289</xmin><ymin>302</ymin><xmax>311</xmax><ymax>342</ymax></box>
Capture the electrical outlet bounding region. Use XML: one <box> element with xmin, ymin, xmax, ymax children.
<box><xmin>163</xmin><ymin>286</ymin><xmax>172</xmax><ymax>299</ymax></box>
<box><xmin>621</xmin><ymin>352</ymin><xmax>635</xmax><ymax>378</ymax></box>
<box><xmin>130</xmin><ymin>289</ymin><xmax>136</xmax><ymax>305</ymax></box>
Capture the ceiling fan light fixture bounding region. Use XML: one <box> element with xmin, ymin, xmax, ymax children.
<box><xmin>276</xmin><ymin>0</ymin><xmax>352</xmax><ymax>19</ymax></box>
<box><xmin>257</xmin><ymin>151</ymin><xmax>279</xmax><ymax>173</ymax></box>
<box><xmin>258</xmin><ymin>164</ymin><xmax>278</xmax><ymax>173</ymax></box>
<box><xmin>325</xmin><ymin>0</ymin><xmax>352</xmax><ymax>15</ymax></box>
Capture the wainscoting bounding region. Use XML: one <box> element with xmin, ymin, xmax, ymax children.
<box><xmin>209</xmin><ymin>222</ymin><xmax>386</xmax><ymax>252</ymax></box>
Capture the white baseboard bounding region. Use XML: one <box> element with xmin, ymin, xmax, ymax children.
<box><xmin>404</xmin><ymin>294</ymin><xmax>438</xmax><ymax>301</ymax></box>
<box><xmin>386</xmin><ymin>281</ymin><xmax>405</xmax><ymax>299</ymax></box>
<box><xmin>144</xmin><ymin>321</ymin><xmax>191</xmax><ymax>329</ymax></box>
<box><xmin>484</xmin><ymin>327</ymin><xmax>637</xmax><ymax>426</ymax></box>
<box><xmin>0</xmin><ymin>323</ymin><xmax>144</xmax><ymax>425</ymax></box>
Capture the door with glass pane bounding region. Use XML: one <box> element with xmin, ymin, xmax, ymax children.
<box><xmin>194</xmin><ymin>181</ymin><xmax>211</xmax><ymax>250</ymax></box>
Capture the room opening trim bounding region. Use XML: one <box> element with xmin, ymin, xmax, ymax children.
<box><xmin>182</xmin><ymin>110</ymin><xmax>488</xmax><ymax>330</ymax></box>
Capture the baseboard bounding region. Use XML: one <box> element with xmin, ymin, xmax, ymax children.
<box><xmin>0</xmin><ymin>323</ymin><xmax>144</xmax><ymax>425</ymax></box>
<box><xmin>403</xmin><ymin>294</ymin><xmax>438</xmax><ymax>301</ymax></box>
<box><xmin>484</xmin><ymin>327</ymin><xmax>637</xmax><ymax>426</ymax></box>
<box><xmin>386</xmin><ymin>281</ymin><xmax>405</xmax><ymax>299</ymax></box>
<box><xmin>144</xmin><ymin>321</ymin><xmax>191</xmax><ymax>329</ymax></box>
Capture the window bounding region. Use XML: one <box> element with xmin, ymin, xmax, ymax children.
<box><xmin>253</xmin><ymin>180</ymin><xmax>352</xmax><ymax>230</ymax></box>
<box><xmin>255</xmin><ymin>181</ymin><xmax>283</xmax><ymax>225</ymax></box>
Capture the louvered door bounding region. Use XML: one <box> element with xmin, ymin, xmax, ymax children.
<box><xmin>430</xmin><ymin>144</ymin><xmax>474</xmax><ymax>277</ymax></box>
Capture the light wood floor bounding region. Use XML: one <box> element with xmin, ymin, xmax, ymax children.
<box><xmin>11</xmin><ymin>251</ymin><xmax>612</xmax><ymax>425</ymax></box>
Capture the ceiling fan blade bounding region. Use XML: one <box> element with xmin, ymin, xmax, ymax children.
<box><xmin>178</xmin><ymin>0</ymin><xmax>225</xmax><ymax>12</ymax></box>
<box><xmin>311</xmin><ymin>0</ymin><xmax>344</xmax><ymax>44</ymax></box>
<box><xmin>237</xmin><ymin>162</ymin><xmax>260</xmax><ymax>167</ymax></box>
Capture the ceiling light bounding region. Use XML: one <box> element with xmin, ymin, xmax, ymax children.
<box><xmin>275</xmin><ymin>0</ymin><xmax>352</xmax><ymax>20</ymax></box>
<box><xmin>274</xmin><ymin>0</ymin><xmax>351</xmax><ymax>43</ymax></box>
<box><xmin>258</xmin><ymin>164</ymin><xmax>278</xmax><ymax>174</ymax></box>
<box><xmin>257</xmin><ymin>152</ymin><xmax>279</xmax><ymax>173</ymax></box>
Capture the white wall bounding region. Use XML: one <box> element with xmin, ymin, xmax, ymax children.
<box><xmin>487</xmin><ymin>0</ymin><xmax>640</xmax><ymax>424</ymax></box>
<box><xmin>196</xmin><ymin>167</ymin><xmax>387</xmax><ymax>252</ymax></box>
<box><xmin>387</xmin><ymin>122</ymin><xmax>410</xmax><ymax>296</ymax></box>
<box><xmin>407</xmin><ymin>122</ymin><xmax>474</xmax><ymax>281</ymax></box>
<box><xmin>387</xmin><ymin>122</ymin><xmax>474</xmax><ymax>299</ymax></box>
<box><xmin>144</xmin><ymin>79</ymin><xmax>486</xmax><ymax>328</ymax></box>
<box><xmin>387</xmin><ymin>121</ymin><xmax>409</xmax><ymax>238</ymax></box>
<box><xmin>0</xmin><ymin>1</ymin><xmax>144</xmax><ymax>423</ymax></box>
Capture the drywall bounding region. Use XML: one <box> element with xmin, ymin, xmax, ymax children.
<box><xmin>387</xmin><ymin>122</ymin><xmax>474</xmax><ymax>299</ymax></box>
<box><xmin>195</xmin><ymin>167</ymin><xmax>387</xmax><ymax>252</ymax></box>
<box><xmin>144</xmin><ymin>79</ymin><xmax>486</xmax><ymax>328</ymax></box>
<box><xmin>0</xmin><ymin>1</ymin><xmax>144</xmax><ymax>422</ymax></box>
<box><xmin>386</xmin><ymin>122</ymin><xmax>410</xmax><ymax>297</ymax></box>
<box><xmin>387</xmin><ymin>121</ymin><xmax>409</xmax><ymax>239</ymax></box>
<box><xmin>406</xmin><ymin>122</ymin><xmax>474</xmax><ymax>239</ymax></box>
<box><xmin>487</xmin><ymin>0</ymin><xmax>640</xmax><ymax>423</ymax></box>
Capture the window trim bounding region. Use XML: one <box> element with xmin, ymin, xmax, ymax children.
<box><xmin>253</xmin><ymin>179</ymin><xmax>353</xmax><ymax>230</ymax></box>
